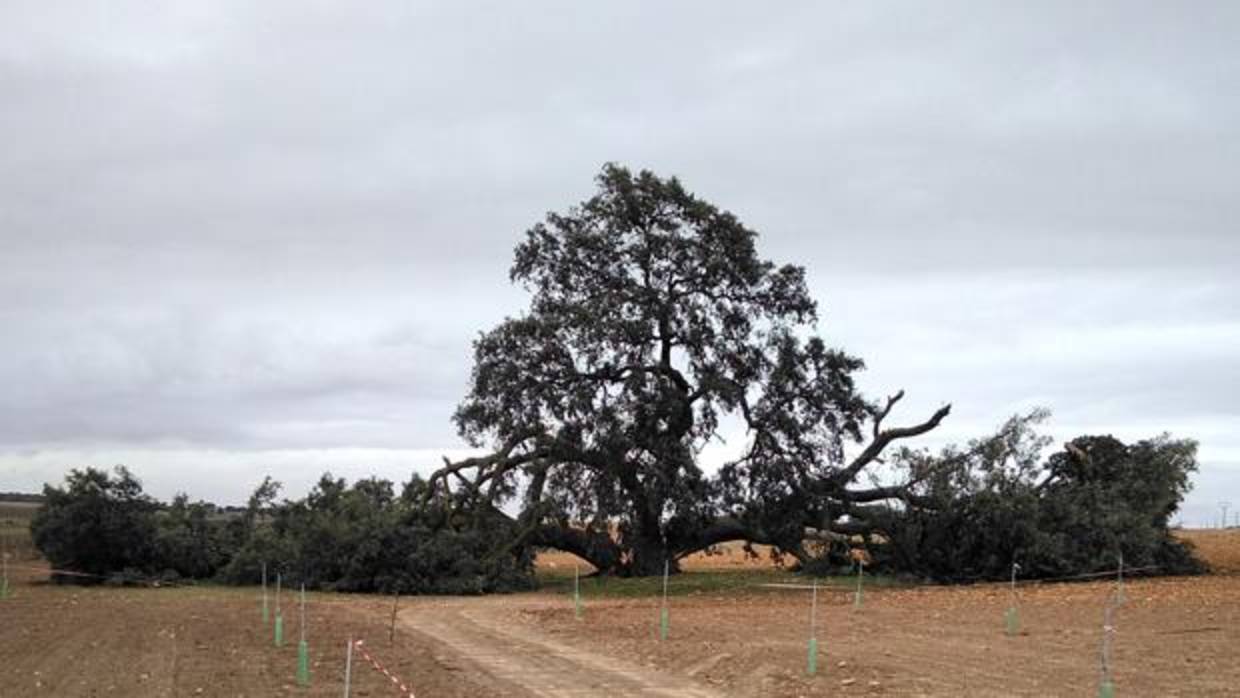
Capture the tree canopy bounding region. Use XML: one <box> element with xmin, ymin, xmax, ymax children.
<box><xmin>31</xmin><ymin>466</ymin><xmax>160</xmax><ymax>578</ymax></box>
<box><xmin>427</xmin><ymin>164</ymin><xmax>951</xmax><ymax>575</ymax></box>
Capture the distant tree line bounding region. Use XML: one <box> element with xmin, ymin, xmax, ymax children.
<box><xmin>29</xmin><ymin>467</ymin><xmax>533</xmax><ymax>593</ymax></box>
<box><xmin>0</xmin><ymin>492</ymin><xmax>46</xmax><ymax>503</ymax></box>
<box><xmin>29</xmin><ymin>418</ymin><xmax>1203</xmax><ymax>592</ymax></box>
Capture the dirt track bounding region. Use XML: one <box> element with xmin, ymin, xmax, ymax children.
<box><xmin>404</xmin><ymin>596</ymin><xmax>720</xmax><ymax>697</ymax></box>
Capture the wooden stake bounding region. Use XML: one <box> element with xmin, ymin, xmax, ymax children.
<box><xmin>274</xmin><ymin>573</ymin><xmax>284</xmax><ymax>647</ymax></box>
<box><xmin>389</xmin><ymin>591</ymin><xmax>400</xmax><ymax>644</ymax></box>
<box><xmin>1</xmin><ymin>537</ymin><xmax>10</xmax><ymax>599</ymax></box>
<box><xmin>812</xmin><ymin>577</ymin><xmax>819</xmax><ymax>633</ymax></box>
<box><xmin>574</xmin><ymin>564</ymin><xmax>582</xmax><ymax>619</ymax></box>
<box><xmin>1117</xmin><ymin>552</ymin><xmax>1126</xmax><ymax>603</ymax></box>
<box><xmin>853</xmin><ymin>560</ymin><xmax>864</xmax><ymax>608</ymax></box>
<box><xmin>343</xmin><ymin>637</ymin><xmax>353</xmax><ymax>698</ymax></box>
<box><xmin>261</xmin><ymin>562</ymin><xmax>268</xmax><ymax>623</ymax></box>
<box><xmin>300</xmin><ymin>583</ymin><xmax>306</xmax><ymax>643</ymax></box>
<box><xmin>1006</xmin><ymin>562</ymin><xmax>1020</xmax><ymax>636</ymax></box>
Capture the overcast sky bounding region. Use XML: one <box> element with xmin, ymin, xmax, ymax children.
<box><xmin>2</xmin><ymin>2</ymin><xmax>1236</xmax><ymax>525</ymax></box>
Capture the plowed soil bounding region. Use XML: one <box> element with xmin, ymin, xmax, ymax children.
<box><xmin>1</xmin><ymin>530</ymin><xmax>1237</xmax><ymax>697</ymax></box>
<box><xmin>512</xmin><ymin>573</ymin><xmax>1240</xmax><ymax>696</ymax></box>
<box><xmin>517</xmin><ymin>530</ymin><xmax>1240</xmax><ymax>697</ymax></box>
<box><xmin>0</xmin><ymin>563</ymin><xmax>491</xmax><ymax>697</ymax></box>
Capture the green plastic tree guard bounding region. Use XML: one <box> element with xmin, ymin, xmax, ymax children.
<box><xmin>807</xmin><ymin>637</ymin><xmax>819</xmax><ymax>676</ymax></box>
<box><xmin>659</xmin><ymin>559</ymin><xmax>670</xmax><ymax>640</ymax></box>
<box><xmin>297</xmin><ymin>640</ymin><xmax>310</xmax><ymax>685</ymax></box>
<box><xmin>1005</xmin><ymin>606</ymin><xmax>1020</xmax><ymax>636</ymax></box>
<box><xmin>573</xmin><ymin>564</ymin><xmax>583</xmax><ymax>619</ymax></box>
<box><xmin>275</xmin><ymin>614</ymin><xmax>284</xmax><ymax>647</ymax></box>
<box><xmin>1098</xmin><ymin>680</ymin><xmax>1116</xmax><ymax>698</ymax></box>
<box><xmin>853</xmin><ymin>561</ymin><xmax>864</xmax><ymax>609</ymax></box>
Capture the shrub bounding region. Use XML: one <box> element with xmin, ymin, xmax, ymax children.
<box><xmin>31</xmin><ymin>466</ymin><xmax>160</xmax><ymax>581</ymax></box>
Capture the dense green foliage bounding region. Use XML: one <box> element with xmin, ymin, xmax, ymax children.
<box><xmin>866</xmin><ymin>413</ymin><xmax>1204</xmax><ymax>581</ymax></box>
<box><xmin>221</xmin><ymin>475</ymin><xmax>533</xmax><ymax>594</ymax></box>
<box><xmin>31</xmin><ymin>467</ymin><xmax>162</xmax><ymax>580</ymax></box>
<box><xmin>153</xmin><ymin>493</ymin><xmax>239</xmax><ymax>579</ymax></box>
<box><xmin>30</xmin><ymin>468</ymin><xmax>534</xmax><ymax>592</ymax></box>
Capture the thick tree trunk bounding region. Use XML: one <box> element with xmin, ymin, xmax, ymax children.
<box><xmin>618</xmin><ymin>533</ymin><xmax>676</xmax><ymax>577</ymax></box>
<box><xmin>523</xmin><ymin>511</ymin><xmax>895</xmax><ymax>577</ymax></box>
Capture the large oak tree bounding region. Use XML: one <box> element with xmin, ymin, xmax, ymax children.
<box><xmin>425</xmin><ymin>165</ymin><xmax>949</xmax><ymax>576</ymax></box>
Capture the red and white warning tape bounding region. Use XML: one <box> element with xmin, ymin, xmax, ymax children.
<box><xmin>354</xmin><ymin>640</ymin><xmax>416</xmax><ymax>698</ymax></box>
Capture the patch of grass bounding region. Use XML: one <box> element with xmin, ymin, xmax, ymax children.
<box><xmin>537</xmin><ymin>567</ymin><xmax>908</xmax><ymax>599</ymax></box>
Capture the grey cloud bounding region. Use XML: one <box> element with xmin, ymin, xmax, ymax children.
<box><xmin>1</xmin><ymin>2</ymin><xmax>1237</xmax><ymax>515</ymax></box>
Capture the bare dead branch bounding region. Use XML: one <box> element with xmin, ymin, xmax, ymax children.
<box><xmin>872</xmin><ymin>389</ymin><xmax>905</xmax><ymax>439</ymax></box>
<box><xmin>835</xmin><ymin>401</ymin><xmax>952</xmax><ymax>485</ymax></box>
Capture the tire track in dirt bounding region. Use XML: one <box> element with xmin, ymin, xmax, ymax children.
<box><xmin>402</xmin><ymin>598</ymin><xmax>723</xmax><ymax>698</ymax></box>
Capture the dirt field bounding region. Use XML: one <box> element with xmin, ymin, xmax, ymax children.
<box><xmin>0</xmin><ymin>563</ymin><xmax>494</xmax><ymax>697</ymax></box>
<box><xmin>2</xmin><ymin>530</ymin><xmax>1237</xmax><ymax>697</ymax></box>
<box><xmin>1180</xmin><ymin>528</ymin><xmax>1240</xmax><ymax>574</ymax></box>
<box><xmin>521</xmin><ymin>530</ymin><xmax>1240</xmax><ymax>697</ymax></box>
<box><xmin>510</xmin><ymin>573</ymin><xmax>1240</xmax><ymax>696</ymax></box>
